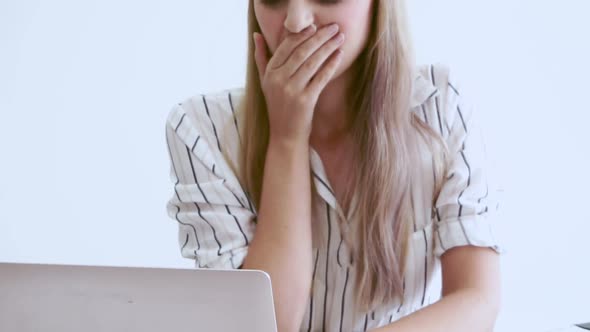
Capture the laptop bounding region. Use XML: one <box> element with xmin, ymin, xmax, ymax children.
<box><xmin>0</xmin><ymin>262</ymin><xmax>277</xmax><ymax>332</ymax></box>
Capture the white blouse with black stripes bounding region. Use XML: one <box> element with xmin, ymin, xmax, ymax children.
<box><xmin>164</xmin><ymin>63</ymin><xmax>504</xmax><ymax>332</ymax></box>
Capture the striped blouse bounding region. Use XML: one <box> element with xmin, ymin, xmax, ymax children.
<box><xmin>164</xmin><ymin>63</ymin><xmax>504</xmax><ymax>331</ymax></box>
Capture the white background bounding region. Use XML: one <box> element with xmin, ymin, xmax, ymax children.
<box><xmin>1</xmin><ymin>1</ymin><xmax>588</xmax><ymax>331</ymax></box>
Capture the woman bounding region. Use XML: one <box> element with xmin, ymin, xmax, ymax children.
<box><xmin>165</xmin><ymin>0</ymin><xmax>504</xmax><ymax>331</ymax></box>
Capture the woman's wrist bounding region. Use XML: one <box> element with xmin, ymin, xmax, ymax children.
<box><xmin>268</xmin><ymin>136</ymin><xmax>309</xmax><ymax>157</ymax></box>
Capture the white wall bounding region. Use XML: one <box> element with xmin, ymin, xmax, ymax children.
<box><xmin>1</xmin><ymin>1</ymin><xmax>588</xmax><ymax>331</ymax></box>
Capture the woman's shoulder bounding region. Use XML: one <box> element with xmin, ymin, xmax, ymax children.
<box><xmin>412</xmin><ymin>63</ymin><xmax>475</xmax><ymax>138</ymax></box>
<box><xmin>165</xmin><ymin>87</ymin><xmax>246</xmax><ymax>177</ymax></box>
<box><xmin>166</xmin><ymin>86</ymin><xmax>245</xmax><ymax>129</ymax></box>
<box><xmin>413</xmin><ymin>62</ymin><xmax>455</xmax><ymax>106</ymax></box>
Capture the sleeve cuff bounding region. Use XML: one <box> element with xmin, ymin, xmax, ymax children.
<box><xmin>192</xmin><ymin>246</ymin><xmax>249</xmax><ymax>270</ymax></box>
<box><xmin>433</xmin><ymin>214</ymin><xmax>506</xmax><ymax>257</ymax></box>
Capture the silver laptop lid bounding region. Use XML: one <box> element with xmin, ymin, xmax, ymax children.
<box><xmin>0</xmin><ymin>262</ymin><xmax>277</xmax><ymax>332</ymax></box>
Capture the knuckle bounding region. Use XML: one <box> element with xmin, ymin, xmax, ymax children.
<box><xmin>291</xmin><ymin>49</ymin><xmax>307</xmax><ymax>64</ymax></box>
<box><xmin>294</xmin><ymin>94</ymin><xmax>308</xmax><ymax>106</ymax></box>
<box><xmin>302</xmin><ymin>58</ymin><xmax>317</xmax><ymax>72</ymax></box>
<box><xmin>284</xmin><ymin>85</ymin><xmax>298</xmax><ymax>99</ymax></box>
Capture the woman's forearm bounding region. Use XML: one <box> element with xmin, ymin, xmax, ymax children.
<box><xmin>241</xmin><ymin>139</ymin><xmax>313</xmax><ymax>332</ymax></box>
<box><xmin>370</xmin><ymin>288</ymin><xmax>500</xmax><ymax>332</ymax></box>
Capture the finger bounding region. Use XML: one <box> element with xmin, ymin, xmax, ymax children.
<box><xmin>306</xmin><ymin>49</ymin><xmax>343</xmax><ymax>95</ymax></box>
<box><xmin>291</xmin><ymin>32</ymin><xmax>344</xmax><ymax>88</ymax></box>
<box><xmin>253</xmin><ymin>32</ymin><xmax>269</xmax><ymax>79</ymax></box>
<box><xmin>279</xmin><ymin>23</ymin><xmax>340</xmax><ymax>78</ymax></box>
<box><xmin>267</xmin><ymin>24</ymin><xmax>317</xmax><ymax>70</ymax></box>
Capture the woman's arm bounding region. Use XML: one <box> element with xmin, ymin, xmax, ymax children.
<box><xmin>241</xmin><ymin>140</ymin><xmax>313</xmax><ymax>332</ymax></box>
<box><xmin>371</xmin><ymin>246</ymin><xmax>501</xmax><ymax>332</ymax></box>
<box><xmin>370</xmin><ymin>64</ymin><xmax>503</xmax><ymax>332</ymax></box>
<box><xmin>245</xmin><ymin>23</ymin><xmax>344</xmax><ymax>332</ymax></box>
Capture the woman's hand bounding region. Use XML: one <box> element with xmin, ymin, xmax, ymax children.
<box><xmin>253</xmin><ymin>23</ymin><xmax>345</xmax><ymax>146</ymax></box>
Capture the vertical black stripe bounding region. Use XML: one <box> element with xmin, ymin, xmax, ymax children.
<box><xmin>166</xmin><ymin>126</ymin><xmax>202</xmax><ymax>256</ymax></box>
<box><xmin>181</xmin><ymin>233</ymin><xmax>190</xmax><ymax>251</ymax></box>
<box><xmin>432</xmin><ymin>155</ymin><xmax>438</xmax><ymax>196</ymax></box>
<box><xmin>363</xmin><ymin>313</ymin><xmax>369</xmax><ymax>331</ymax></box>
<box><xmin>336</xmin><ymin>238</ymin><xmax>344</xmax><ymax>268</ymax></box>
<box><xmin>189</xmin><ymin>135</ymin><xmax>215</xmax><ymax>178</ymax></box>
<box><xmin>420</xmin><ymin>228</ymin><xmax>428</xmax><ymax>307</ymax></box>
<box><xmin>186</xmin><ymin>146</ymin><xmax>210</xmax><ymax>204</ymax></box>
<box><xmin>435</xmin><ymin>97</ymin><xmax>444</xmax><ymax>136</ymax></box>
<box><xmin>172</xmin><ymin>178</ymin><xmax>180</xmax><ymax>202</ymax></box>
<box><xmin>448</xmin><ymin>82</ymin><xmax>460</xmax><ymax>96</ymax></box>
<box><xmin>430</xmin><ymin>64</ymin><xmax>436</xmax><ymax>85</ymax></box>
<box><xmin>339</xmin><ymin>267</ymin><xmax>350</xmax><ymax>332</ymax></box>
<box><xmin>425</xmin><ymin>89</ymin><xmax>438</xmax><ymax>101</ymax></box>
<box><xmin>228</xmin><ymin>92</ymin><xmax>242</xmax><ymax>145</ymax></box>
<box><xmin>174</xmin><ymin>205</ymin><xmax>200</xmax><ymax>251</ymax></box>
<box><xmin>201</xmin><ymin>95</ymin><xmax>222</xmax><ymax>151</ymax></box>
<box><xmin>457</xmin><ymin>150</ymin><xmax>472</xmax><ymax>217</ymax></box>
<box><xmin>436</xmin><ymin>225</ymin><xmax>447</xmax><ymax>253</ymax></box>
<box><xmin>175</xmin><ymin>113</ymin><xmax>186</xmax><ymax>132</ymax></box>
<box><xmin>429</xmin><ymin>65</ymin><xmax>444</xmax><ymax>136</ymax></box>
<box><xmin>410</xmin><ymin>189</ymin><xmax>417</xmax><ymax>233</ymax></box>
<box><xmin>194</xmin><ymin>202</ymin><xmax>223</xmax><ymax>256</ymax></box>
<box><xmin>322</xmin><ymin>203</ymin><xmax>332</xmax><ymax>332</ymax></box>
<box><xmin>456</xmin><ymin>146</ymin><xmax>473</xmax><ymax>245</ymax></box>
<box><xmin>421</xmin><ymin>104</ymin><xmax>429</xmax><ymax>124</ymax></box>
<box><xmin>245</xmin><ymin>191</ymin><xmax>255</xmax><ymax>214</ymax></box>
<box><xmin>457</xmin><ymin>105</ymin><xmax>468</xmax><ymax>133</ymax></box>
<box><xmin>433</xmin><ymin>206</ymin><xmax>446</xmax><ymax>252</ymax></box>
<box><xmin>230</xmin><ymin>191</ymin><xmax>247</xmax><ymax>209</ymax></box>
<box><xmin>191</xmin><ymin>135</ymin><xmax>201</xmax><ymax>152</ymax></box>
<box><xmin>182</xmin><ymin>138</ymin><xmax>224</xmax><ymax>255</ymax></box>
<box><xmin>397</xmin><ymin>277</ymin><xmax>405</xmax><ymax>313</ymax></box>
<box><xmin>307</xmin><ymin>249</ymin><xmax>320</xmax><ymax>332</ymax></box>
<box><xmin>445</xmin><ymin>121</ymin><xmax>452</xmax><ymax>134</ymax></box>
<box><xmin>165</xmin><ymin>127</ymin><xmax>181</xmax><ymax>201</ymax></box>
<box><xmin>225</xmin><ymin>204</ymin><xmax>249</xmax><ymax>246</ymax></box>
<box><xmin>313</xmin><ymin>171</ymin><xmax>336</xmax><ymax>198</ymax></box>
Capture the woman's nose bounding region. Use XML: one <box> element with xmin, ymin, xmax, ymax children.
<box><xmin>283</xmin><ymin>2</ymin><xmax>314</xmax><ymax>34</ymax></box>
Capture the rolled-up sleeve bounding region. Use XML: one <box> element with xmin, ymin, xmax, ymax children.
<box><xmin>433</xmin><ymin>69</ymin><xmax>504</xmax><ymax>258</ymax></box>
<box><xmin>164</xmin><ymin>103</ymin><xmax>256</xmax><ymax>269</ymax></box>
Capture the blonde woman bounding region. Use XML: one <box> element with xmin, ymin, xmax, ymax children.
<box><xmin>165</xmin><ymin>0</ymin><xmax>504</xmax><ymax>331</ymax></box>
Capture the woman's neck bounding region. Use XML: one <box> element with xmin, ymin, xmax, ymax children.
<box><xmin>310</xmin><ymin>65</ymin><xmax>356</xmax><ymax>147</ymax></box>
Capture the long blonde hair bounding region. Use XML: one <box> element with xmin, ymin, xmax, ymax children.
<box><xmin>239</xmin><ymin>0</ymin><xmax>449</xmax><ymax>313</ymax></box>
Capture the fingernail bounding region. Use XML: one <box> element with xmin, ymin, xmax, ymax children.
<box><xmin>252</xmin><ymin>33</ymin><xmax>258</xmax><ymax>49</ymax></box>
<box><xmin>328</xmin><ymin>23</ymin><xmax>339</xmax><ymax>34</ymax></box>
